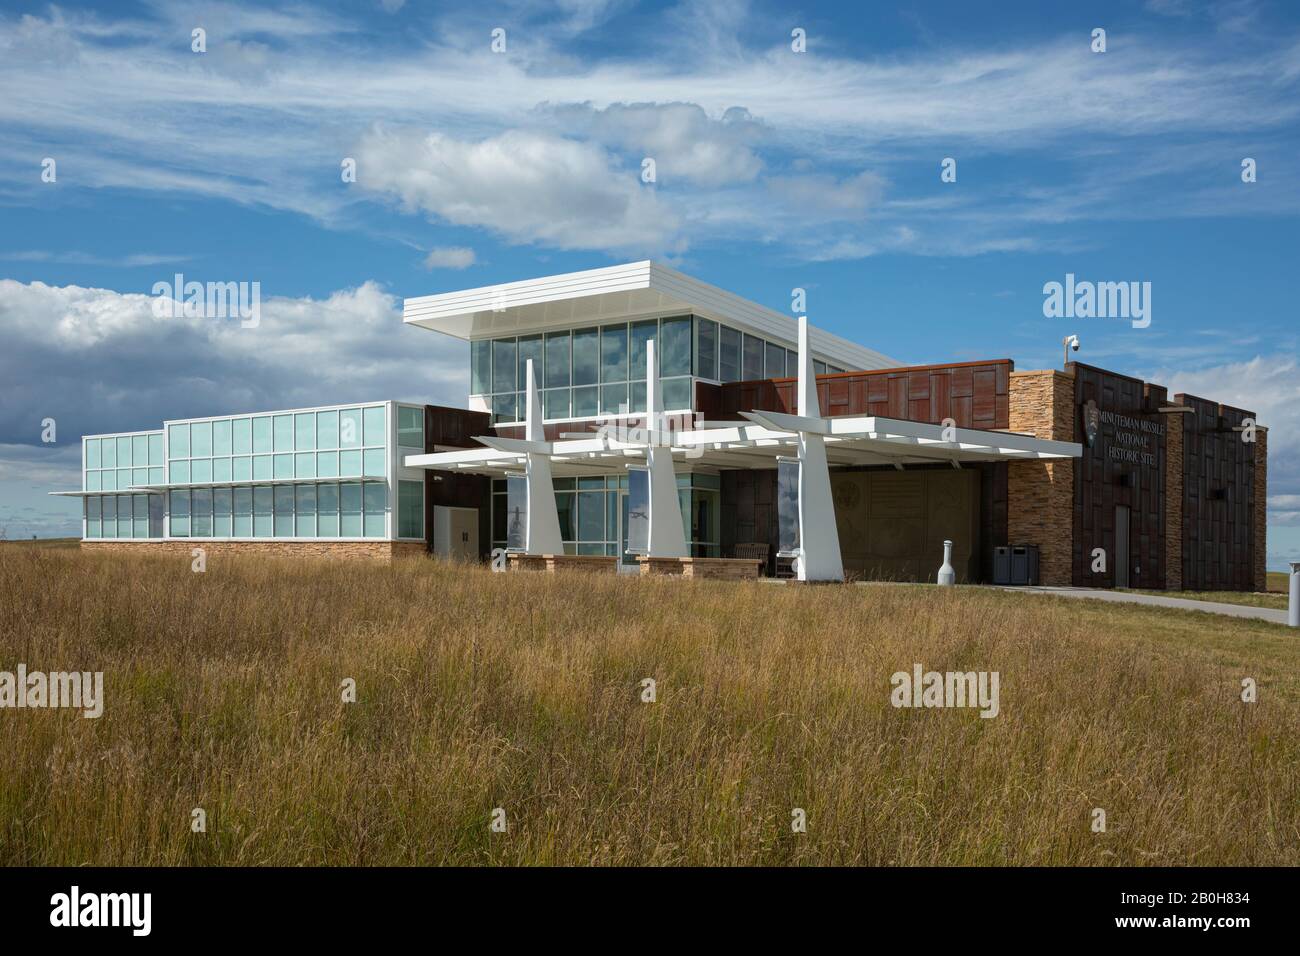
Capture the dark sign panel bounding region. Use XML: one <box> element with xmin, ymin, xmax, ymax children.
<box><xmin>777</xmin><ymin>457</ymin><xmax>800</xmax><ymax>557</ymax></box>
<box><xmin>505</xmin><ymin>474</ymin><xmax>527</xmax><ymax>551</ymax></box>
<box><xmin>625</xmin><ymin>467</ymin><xmax>649</xmax><ymax>554</ymax></box>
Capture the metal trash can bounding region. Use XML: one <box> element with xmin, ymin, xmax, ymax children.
<box><xmin>1010</xmin><ymin>545</ymin><xmax>1040</xmax><ymax>586</ymax></box>
<box><xmin>993</xmin><ymin>546</ymin><xmax>1012</xmax><ymax>585</ymax></box>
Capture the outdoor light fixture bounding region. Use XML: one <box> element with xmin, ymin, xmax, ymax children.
<box><xmin>1062</xmin><ymin>334</ymin><xmax>1080</xmax><ymax>367</ymax></box>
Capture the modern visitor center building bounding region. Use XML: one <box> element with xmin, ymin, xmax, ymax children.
<box><xmin>59</xmin><ymin>262</ymin><xmax>1268</xmax><ymax>591</ymax></box>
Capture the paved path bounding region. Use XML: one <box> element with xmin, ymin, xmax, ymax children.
<box><xmin>997</xmin><ymin>586</ymin><xmax>1288</xmax><ymax>625</ymax></box>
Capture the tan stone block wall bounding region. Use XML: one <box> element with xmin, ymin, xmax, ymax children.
<box><xmin>1164</xmin><ymin>412</ymin><xmax>1184</xmax><ymax>590</ymax></box>
<box><xmin>80</xmin><ymin>540</ymin><xmax>427</xmax><ymax>563</ymax></box>
<box><xmin>1255</xmin><ymin>427</ymin><xmax>1268</xmax><ymax>593</ymax></box>
<box><xmin>1007</xmin><ymin>370</ymin><xmax>1075</xmax><ymax>586</ymax></box>
<box><xmin>637</xmin><ymin>557</ymin><xmax>763</xmax><ymax>580</ymax></box>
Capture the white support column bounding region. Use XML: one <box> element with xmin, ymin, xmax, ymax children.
<box><xmin>795</xmin><ymin>316</ymin><xmax>844</xmax><ymax>582</ymax></box>
<box><xmin>523</xmin><ymin>359</ymin><xmax>564</xmax><ymax>555</ymax></box>
<box><xmin>644</xmin><ymin>339</ymin><xmax>689</xmax><ymax>558</ymax></box>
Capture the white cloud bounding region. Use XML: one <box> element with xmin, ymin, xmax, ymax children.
<box><xmin>423</xmin><ymin>246</ymin><xmax>477</xmax><ymax>269</ymax></box>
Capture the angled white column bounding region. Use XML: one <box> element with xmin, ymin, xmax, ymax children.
<box><xmin>644</xmin><ymin>339</ymin><xmax>689</xmax><ymax>558</ymax></box>
<box><xmin>794</xmin><ymin>316</ymin><xmax>844</xmax><ymax>582</ymax></box>
<box><xmin>522</xmin><ymin>359</ymin><xmax>564</xmax><ymax>555</ymax></box>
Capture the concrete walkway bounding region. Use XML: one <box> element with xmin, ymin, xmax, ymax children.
<box><xmin>997</xmin><ymin>585</ymin><xmax>1288</xmax><ymax>625</ymax></box>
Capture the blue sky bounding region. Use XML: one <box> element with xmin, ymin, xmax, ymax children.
<box><xmin>1</xmin><ymin>0</ymin><xmax>1297</xmax><ymax>567</ymax></box>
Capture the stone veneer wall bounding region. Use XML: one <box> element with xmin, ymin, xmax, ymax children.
<box><xmin>1163</xmin><ymin>410</ymin><xmax>1184</xmax><ymax>590</ymax></box>
<box><xmin>1255</xmin><ymin>427</ymin><xmax>1268</xmax><ymax>593</ymax></box>
<box><xmin>1006</xmin><ymin>370</ymin><xmax>1075</xmax><ymax>586</ymax></box>
<box><xmin>80</xmin><ymin>540</ymin><xmax>427</xmax><ymax>563</ymax></box>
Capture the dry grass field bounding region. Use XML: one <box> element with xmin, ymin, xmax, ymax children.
<box><xmin>2</xmin><ymin>544</ymin><xmax>1298</xmax><ymax>866</ymax></box>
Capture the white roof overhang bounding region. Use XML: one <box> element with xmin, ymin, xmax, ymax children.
<box><xmin>403</xmin><ymin>416</ymin><xmax>1081</xmax><ymax>478</ymax></box>
<box><xmin>402</xmin><ymin>260</ymin><xmax>898</xmax><ymax>371</ymax></box>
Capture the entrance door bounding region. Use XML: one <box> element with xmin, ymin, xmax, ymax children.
<box><xmin>1115</xmin><ymin>505</ymin><xmax>1131</xmax><ymax>588</ymax></box>
<box><xmin>617</xmin><ymin>491</ymin><xmax>639</xmax><ymax>574</ymax></box>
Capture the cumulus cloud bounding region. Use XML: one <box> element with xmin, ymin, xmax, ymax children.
<box><xmin>423</xmin><ymin>246</ymin><xmax>477</xmax><ymax>269</ymax></box>
<box><xmin>354</xmin><ymin>127</ymin><xmax>683</xmax><ymax>255</ymax></box>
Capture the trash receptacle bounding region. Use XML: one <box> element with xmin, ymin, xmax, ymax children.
<box><xmin>1010</xmin><ymin>545</ymin><xmax>1040</xmax><ymax>585</ymax></box>
<box><xmin>993</xmin><ymin>546</ymin><xmax>1011</xmax><ymax>585</ymax></box>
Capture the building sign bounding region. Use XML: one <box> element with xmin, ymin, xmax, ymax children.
<box><xmin>625</xmin><ymin>467</ymin><xmax>649</xmax><ymax>555</ymax></box>
<box><xmin>1081</xmin><ymin>399</ymin><xmax>1100</xmax><ymax>447</ymax></box>
<box><xmin>776</xmin><ymin>457</ymin><xmax>801</xmax><ymax>557</ymax></box>
<box><xmin>505</xmin><ymin>473</ymin><xmax>527</xmax><ymax>551</ymax></box>
<box><xmin>1082</xmin><ymin>402</ymin><xmax>1163</xmax><ymax>468</ymax></box>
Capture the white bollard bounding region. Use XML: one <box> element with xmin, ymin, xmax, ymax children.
<box><xmin>937</xmin><ymin>540</ymin><xmax>956</xmax><ymax>587</ymax></box>
<box><xmin>1289</xmin><ymin>562</ymin><xmax>1300</xmax><ymax>629</ymax></box>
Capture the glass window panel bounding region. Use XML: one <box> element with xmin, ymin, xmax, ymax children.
<box><xmin>233</xmin><ymin>487</ymin><xmax>253</xmax><ymax>536</ymax></box>
<box><xmin>233</xmin><ymin>456</ymin><xmax>251</xmax><ymax>481</ymax></box>
<box><xmin>133</xmin><ymin>495</ymin><xmax>148</xmax><ymax>538</ymax></box>
<box><xmin>630</xmin><ymin>320</ymin><xmax>657</xmax><ymax>381</ymax></box>
<box><xmin>572</xmin><ymin>328</ymin><xmax>599</xmax><ymax>386</ymax></box>
<box><xmin>212</xmin><ymin>419</ymin><xmax>232</xmax><ymax>456</ymax></box>
<box><xmin>766</xmin><ymin>341</ymin><xmax>786</xmax><ymax>379</ymax></box>
<box><xmin>100</xmin><ymin>470</ymin><xmax>115</xmax><ymax>491</ymax></box>
<box><xmin>252</xmin><ymin>417</ymin><xmax>272</xmax><ymax>454</ymax></box>
<box><xmin>719</xmin><ymin>326</ymin><xmax>742</xmax><ymax>382</ymax></box>
<box><xmin>190</xmin><ymin>421</ymin><xmax>212</xmax><ymax>457</ymax></box>
<box><xmin>470</xmin><ymin>339</ymin><xmax>491</xmax><ymax>394</ymax></box>
<box><xmin>295</xmin><ymin>452</ymin><xmax>315</xmax><ymax>478</ymax></box>
<box><xmin>492</xmin><ymin>492</ymin><xmax>506</xmax><ymax>544</ymax></box>
<box><xmin>662</xmin><ymin>377</ymin><xmax>691</xmax><ymax>410</ymax></box>
<box><xmin>86</xmin><ymin>438</ymin><xmax>100</xmax><ymax>469</ymax></box>
<box><xmin>116</xmin><ymin>468</ymin><xmax>130</xmax><ymax>489</ymax></box>
<box><xmin>212</xmin><ymin>457</ymin><xmax>232</xmax><ymax>482</ymax></box>
<box><xmin>296</xmin><ymin>485</ymin><xmax>316</xmax><ymax>536</ymax></box>
<box><xmin>397</xmin><ymin>406</ymin><xmax>423</xmax><ymax>448</ymax></box>
<box><xmin>316</xmin><ymin>409</ymin><xmax>339</xmax><ymax>450</ymax></box>
<box><xmin>132</xmin><ymin>467</ymin><xmax>148</xmax><ymax>486</ymax></box>
<box><xmin>294</xmin><ymin>413</ymin><xmax>315</xmax><ymax>451</ymax></box>
<box><xmin>339</xmin><ymin>408</ymin><xmax>362</xmax><ymax>448</ymax></box>
<box><xmin>274</xmin><ymin>454</ymin><xmax>293</xmax><ymax>479</ymax></box>
<box><xmin>363</xmin><ymin>483</ymin><xmax>386</xmax><ymax>537</ymax></box>
<box><xmin>149</xmin><ymin>467</ymin><xmax>164</xmax><ymax>484</ymax></box>
<box><xmin>363</xmin><ymin>448</ymin><xmax>386</xmax><ymax>477</ymax></box>
<box><xmin>100</xmin><ymin>495</ymin><xmax>115</xmax><ymax>541</ymax></box>
<box><xmin>316</xmin><ymin>451</ymin><xmax>338</xmax><ymax>478</ymax></box>
<box><xmin>398</xmin><ymin>479</ymin><xmax>424</xmax><ymax>539</ymax></box>
<box><xmin>86</xmin><ymin>470</ymin><xmax>101</xmax><ymax>492</ymax></box>
<box><xmin>87</xmin><ymin>494</ymin><xmax>100</xmax><ymax>518</ymax></box>
<box><xmin>213</xmin><ymin>488</ymin><xmax>232</xmax><ymax>537</ymax></box>
<box><xmin>169</xmin><ymin>490</ymin><xmax>189</xmax><ymax>537</ymax></box>
<box><xmin>630</xmin><ymin>381</ymin><xmax>647</xmax><ymax>414</ymax></box>
<box><xmin>517</xmin><ymin>335</ymin><xmax>543</xmax><ymax>389</ymax></box>
<box><xmin>317</xmin><ymin>483</ymin><xmax>339</xmax><ymax>537</ymax></box>
<box><xmin>191</xmin><ymin>458</ymin><xmax>212</xmax><ymax>483</ymax></box>
<box><xmin>274</xmin><ymin>486</ymin><xmax>294</xmax><ymax>536</ymax></box>
<box><xmin>191</xmin><ymin>488</ymin><xmax>212</xmax><ymax>537</ymax></box>
<box><xmin>339</xmin><ymin>449</ymin><xmax>362</xmax><ymax>477</ymax></box>
<box><xmin>149</xmin><ymin>432</ymin><xmax>164</xmax><ymax>465</ymax></box>
<box><xmin>363</xmin><ymin>406</ymin><xmax>385</xmax><ymax>447</ymax></box>
<box><xmin>170</xmin><ymin>460</ymin><xmax>190</xmax><ymax>484</ymax></box>
<box><xmin>101</xmin><ymin>437</ymin><xmax>116</xmax><ymax>468</ymax></box>
<box><xmin>132</xmin><ymin>434</ymin><xmax>148</xmax><ymax>467</ymax></box>
<box><xmin>742</xmin><ymin>334</ymin><xmax>764</xmax><ymax>380</ymax></box>
<box><xmin>600</xmin><ymin>383</ymin><xmax>628</xmax><ymax>416</ymax></box>
<box><xmin>543</xmin><ymin>388</ymin><xmax>569</xmax><ymax>420</ymax></box>
<box><xmin>340</xmin><ymin>483</ymin><xmax>363</xmax><ymax>537</ymax></box>
<box><xmin>491</xmin><ymin>392</ymin><xmax>517</xmax><ymax>424</ymax></box>
<box><xmin>572</xmin><ymin>386</ymin><xmax>599</xmax><ymax>418</ymax></box>
<box><xmin>117</xmin><ymin>436</ymin><xmax>132</xmax><ymax>467</ymax></box>
<box><xmin>695</xmin><ymin>318</ymin><xmax>718</xmax><ymax>380</ymax></box>
<box><xmin>544</xmin><ymin>332</ymin><xmax>570</xmax><ymax>388</ymax></box>
<box><xmin>555</xmin><ymin>492</ymin><xmax>574</xmax><ymax>541</ymax></box>
<box><xmin>273</xmin><ymin>415</ymin><xmax>293</xmax><ymax>452</ymax></box>
<box><xmin>232</xmin><ymin>417</ymin><xmax>252</xmax><ymax>455</ymax></box>
<box><xmin>149</xmin><ymin>493</ymin><xmax>165</xmax><ymax>538</ymax></box>
<box><xmin>117</xmin><ymin>495</ymin><xmax>132</xmax><ymax>537</ymax></box>
<box><xmin>814</xmin><ymin>360</ymin><xmax>827</xmax><ymax>375</ymax></box>
<box><xmin>492</xmin><ymin>338</ymin><xmax>517</xmax><ymax>394</ymax></box>
<box><xmin>253</xmin><ymin>455</ymin><xmax>273</xmax><ymax>481</ymax></box>
<box><xmin>253</xmin><ymin>486</ymin><xmax>273</xmax><ymax>537</ymax></box>
<box><xmin>660</xmin><ymin>315</ymin><xmax>692</xmax><ymax>377</ymax></box>
<box><xmin>600</xmin><ymin>324</ymin><xmax>628</xmax><ymax>383</ymax></box>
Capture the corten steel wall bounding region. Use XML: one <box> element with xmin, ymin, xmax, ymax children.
<box><xmin>1070</xmin><ymin>364</ymin><xmax>1167</xmax><ymax>590</ymax></box>
<box><xmin>1007</xmin><ymin>370</ymin><xmax>1075</xmax><ymax>587</ymax></box>
<box><xmin>1164</xmin><ymin>409</ymin><xmax>1185</xmax><ymax>590</ymax></box>
<box><xmin>717</xmin><ymin>360</ymin><xmax>1013</xmax><ymax>580</ymax></box>
<box><xmin>1176</xmin><ymin>394</ymin><xmax>1258</xmax><ymax>591</ymax></box>
<box><xmin>424</xmin><ymin>405</ymin><xmax>493</xmax><ymax>557</ymax></box>
<box><xmin>1255</xmin><ymin>427</ymin><xmax>1268</xmax><ymax>593</ymax></box>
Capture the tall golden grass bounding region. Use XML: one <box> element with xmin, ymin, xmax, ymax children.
<box><xmin>1</xmin><ymin>545</ymin><xmax>1297</xmax><ymax>866</ymax></box>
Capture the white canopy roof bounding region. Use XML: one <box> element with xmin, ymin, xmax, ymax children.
<box><xmin>404</xmin><ymin>415</ymin><xmax>1081</xmax><ymax>478</ymax></box>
